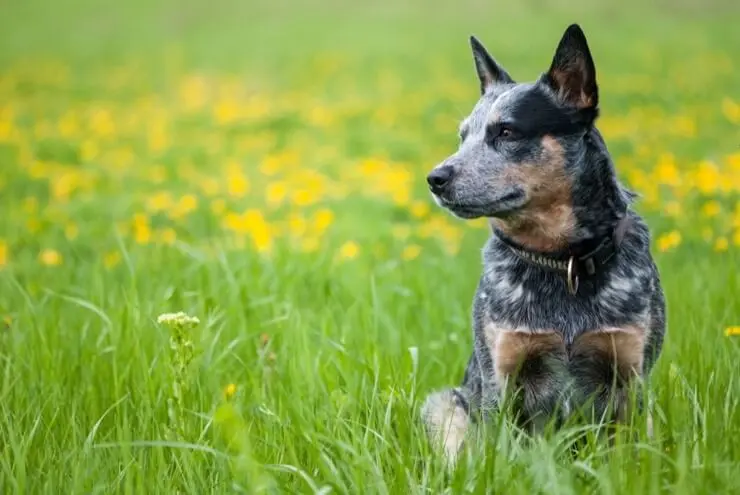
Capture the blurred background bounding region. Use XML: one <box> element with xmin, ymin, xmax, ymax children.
<box><xmin>1</xmin><ymin>0</ymin><xmax>739</xmax><ymax>267</ymax></box>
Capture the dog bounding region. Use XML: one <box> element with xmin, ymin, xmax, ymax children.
<box><xmin>421</xmin><ymin>24</ymin><xmax>666</xmax><ymax>464</ymax></box>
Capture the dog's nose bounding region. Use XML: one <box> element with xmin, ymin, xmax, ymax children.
<box><xmin>426</xmin><ymin>165</ymin><xmax>454</xmax><ymax>194</ymax></box>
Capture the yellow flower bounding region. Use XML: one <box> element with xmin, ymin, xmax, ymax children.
<box><xmin>292</xmin><ymin>189</ymin><xmax>318</xmax><ymax>207</ymax></box>
<box><xmin>147</xmin><ymin>191</ymin><xmax>173</xmax><ymax>212</ymax></box>
<box><xmin>714</xmin><ymin>237</ymin><xmax>729</xmax><ymax>252</ymax></box>
<box><xmin>104</xmin><ymin>251</ymin><xmax>121</xmax><ymax>269</ymax></box>
<box><xmin>0</xmin><ymin>239</ymin><xmax>7</xmax><ymax>267</ymax></box>
<box><xmin>226</xmin><ymin>161</ymin><xmax>250</xmax><ymax>198</ymax></box>
<box><xmin>725</xmin><ymin>326</ymin><xmax>740</xmax><ymax>337</ymax></box>
<box><xmin>244</xmin><ymin>209</ymin><xmax>272</xmax><ymax>253</ymax></box>
<box><xmin>656</xmin><ymin>230</ymin><xmax>681</xmax><ymax>252</ymax></box>
<box><xmin>339</xmin><ymin>241</ymin><xmax>359</xmax><ymax>260</ymax></box>
<box><xmin>313</xmin><ymin>208</ymin><xmax>334</xmax><ymax>232</ymax></box>
<box><xmin>733</xmin><ymin>230</ymin><xmax>740</xmax><ymax>247</ymax></box>
<box><xmin>654</xmin><ymin>153</ymin><xmax>680</xmax><ymax>187</ymax></box>
<box><xmin>224</xmin><ymin>383</ymin><xmax>237</xmax><ymax>400</ymax></box>
<box><xmin>133</xmin><ymin>214</ymin><xmax>152</xmax><ymax>244</ymax></box>
<box><xmin>159</xmin><ymin>228</ymin><xmax>177</xmax><ymax>245</ymax></box>
<box><xmin>409</xmin><ymin>200</ymin><xmax>430</xmax><ymax>219</ymax></box>
<box><xmin>701</xmin><ymin>200</ymin><xmax>721</xmax><ymax>218</ymax></box>
<box><xmin>721</xmin><ymin>97</ymin><xmax>740</xmax><ymax>124</ymax></box>
<box><xmin>265</xmin><ymin>181</ymin><xmax>287</xmax><ymax>206</ymax></box>
<box><xmin>695</xmin><ymin>160</ymin><xmax>720</xmax><ymax>194</ymax></box>
<box><xmin>401</xmin><ymin>244</ymin><xmax>422</xmax><ymax>261</ymax></box>
<box><xmin>39</xmin><ymin>249</ymin><xmax>62</xmax><ymax>266</ymax></box>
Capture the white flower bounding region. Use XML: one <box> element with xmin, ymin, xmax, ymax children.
<box><xmin>157</xmin><ymin>311</ymin><xmax>200</xmax><ymax>326</ymax></box>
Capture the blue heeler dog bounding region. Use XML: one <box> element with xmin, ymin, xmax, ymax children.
<box><xmin>421</xmin><ymin>24</ymin><xmax>666</xmax><ymax>464</ymax></box>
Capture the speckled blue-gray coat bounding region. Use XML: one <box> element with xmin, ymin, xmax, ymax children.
<box><xmin>421</xmin><ymin>24</ymin><xmax>666</xmax><ymax>464</ymax></box>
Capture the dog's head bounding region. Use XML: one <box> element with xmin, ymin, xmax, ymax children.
<box><xmin>427</xmin><ymin>24</ymin><xmax>607</xmax><ymax>250</ymax></box>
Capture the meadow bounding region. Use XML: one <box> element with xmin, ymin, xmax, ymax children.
<box><xmin>1</xmin><ymin>0</ymin><xmax>740</xmax><ymax>493</ymax></box>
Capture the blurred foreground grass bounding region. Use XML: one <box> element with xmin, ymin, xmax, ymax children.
<box><xmin>1</xmin><ymin>0</ymin><xmax>739</xmax><ymax>493</ymax></box>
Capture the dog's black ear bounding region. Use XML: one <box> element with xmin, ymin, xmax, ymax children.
<box><xmin>544</xmin><ymin>24</ymin><xmax>598</xmax><ymax>110</ymax></box>
<box><xmin>470</xmin><ymin>36</ymin><xmax>514</xmax><ymax>94</ymax></box>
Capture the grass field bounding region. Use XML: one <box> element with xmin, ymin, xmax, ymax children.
<box><xmin>1</xmin><ymin>0</ymin><xmax>740</xmax><ymax>493</ymax></box>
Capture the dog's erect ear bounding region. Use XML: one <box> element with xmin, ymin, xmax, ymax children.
<box><xmin>470</xmin><ymin>36</ymin><xmax>514</xmax><ymax>94</ymax></box>
<box><xmin>544</xmin><ymin>24</ymin><xmax>598</xmax><ymax>110</ymax></box>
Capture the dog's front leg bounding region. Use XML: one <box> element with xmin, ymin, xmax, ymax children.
<box><xmin>421</xmin><ymin>386</ymin><xmax>473</xmax><ymax>466</ymax></box>
<box><xmin>491</xmin><ymin>329</ymin><xmax>569</xmax><ymax>434</ymax></box>
<box><xmin>569</xmin><ymin>327</ymin><xmax>646</xmax><ymax>430</ymax></box>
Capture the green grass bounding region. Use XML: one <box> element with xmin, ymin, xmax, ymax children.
<box><xmin>1</xmin><ymin>0</ymin><xmax>740</xmax><ymax>493</ymax></box>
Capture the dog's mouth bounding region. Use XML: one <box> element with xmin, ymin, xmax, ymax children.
<box><xmin>434</xmin><ymin>188</ymin><xmax>527</xmax><ymax>219</ymax></box>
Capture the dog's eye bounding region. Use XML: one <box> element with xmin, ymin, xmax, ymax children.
<box><xmin>499</xmin><ymin>126</ymin><xmax>516</xmax><ymax>139</ymax></box>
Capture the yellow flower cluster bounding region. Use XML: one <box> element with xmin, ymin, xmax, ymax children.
<box><xmin>0</xmin><ymin>53</ymin><xmax>738</xmax><ymax>268</ymax></box>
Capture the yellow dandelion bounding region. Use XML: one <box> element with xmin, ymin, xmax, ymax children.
<box><xmin>339</xmin><ymin>241</ymin><xmax>359</xmax><ymax>260</ymax></box>
<box><xmin>695</xmin><ymin>160</ymin><xmax>720</xmax><ymax>194</ymax></box>
<box><xmin>159</xmin><ymin>228</ymin><xmax>177</xmax><ymax>245</ymax></box>
<box><xmin>226</xmin><ymin>161</ymin><xmax>250</xmax><ymax>198</ymax></box>
<box><xmin>733</xmin><ymin>230</ymin><xmax>740</xmax><ymax>247</ymax></box>
<box><xmin>224</xmin><ymin>383</ymin><xmax>237</xmax><ymax>399</ymax></box>
<box><xmin>178</xmin><ymin>194</ymin><xmax>198</xmax><ymax>214</ymax></box>
<box><xmin>39</xmin><ymin>249</ymin><xmax>62</xmax><ymax>266</ymax></box>
<box><xmin>214</xmin><ymin>99</ymin><xmax>239</xmax><ymax>125</ymax></box>
<box><xmin>654</xmin><ymin>153</ymin><xmax>680</xmax><ymax>187</ymax></box>
<box><xmin>292</xmin><ymin>189</ymin><xmax>318</xmax><ymax>207</ymax></box>
<box><xmin>133</xmin><ymin>214</ymin><xmax>152</xmax><ymax>244</ymax></box>
<box><xmin>410</xmin><ymin>200</ymin><xmax>430</xmax><ymax>219</ymax></box>
<box><xmin>714</xmin><ymin>237</ymin><xmax>729</xmax><ymax>252</ymax></box>
<box><xmin>224</xmin><ymin>211</ymin><xmax>248</xmax><ymax>234</ymax></box>
<box><xmin>725</xmin><ymin>326</ymin><xmax>740</xmax><ymax>337</ymax></box>
<box><xmin>313</xmin><ymin>208</ymin><xmax>334</xmax><ymax>232</ymax></box>
<box><xmin>147</xmin><ymin>191</ymin><xmax>173</xmax><ymax>212</ymax></box>
<box><xmin>103</xmin><ymin>251</ymin><xmax>121</xmax><ymax>269</ymax></box>
<box><xmin>0</xmin><ymin>239</ymin><xmax>7</xmax><ymax>267</ymax></box>
<box><xmin>265</xmin><ymin>181</ymin><xmax>287</xmax><ymax>206</ymax></box>
<box><xmin>244</xmin><ymin>209</ymin><xmax>272</xmax><ymax>253</ymax></box>
<box><xmin>701</xmin><ymin>200</ymin><xmax>721</xmax><ymax>218</ymax></box>
<box><xmin>721</xmin><ymin>97</ymin><xmax>740</xmax><ymax>124</ymax></box>
<box><xmin>401</xmin><ymin>244</ymin><xmax>422</xmax><ymax>261</ymax></box>
<box><xmin>260</xmin><ymin>155</ymin><xmax>282</xmax><ymax>176</ymax></box>
<box><xmin>656</xmin><ymin>230</ymin><xmax>681</xmax><ymax>252</ymax></box>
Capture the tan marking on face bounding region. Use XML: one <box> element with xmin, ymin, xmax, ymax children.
<box><xmin>570</xmin><ymin>326</ymin><xmax>646</xmax><ymax>379</ymax></box>
<box><xmin>490</xmin><ymin>135</ymin><xmax>577</xmax><ymax>251</ymax></box>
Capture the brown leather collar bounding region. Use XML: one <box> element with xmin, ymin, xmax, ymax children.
<box><xmin>492</xmin><ymin>216</ymin><xmax>630</xmax><ymax>295</ymax></box>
